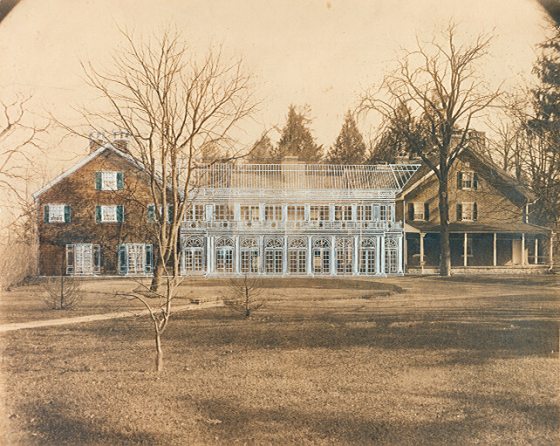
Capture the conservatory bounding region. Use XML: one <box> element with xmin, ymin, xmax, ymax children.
<box><xmin>180</xmin><ymin>162</ymin><xmax>419</xmax><ymax>276</ymax></box>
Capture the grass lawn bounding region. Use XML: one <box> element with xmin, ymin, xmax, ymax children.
<box><xmin>1</xmin><ymin>275</ymin><xmax>559</xmax><ymax>445</ymax></box>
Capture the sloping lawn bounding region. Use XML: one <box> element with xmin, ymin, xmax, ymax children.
<box><xmin>1</xmin><ymin>276</ymin><xmax>559</xmax><ymax>445</ymax></box>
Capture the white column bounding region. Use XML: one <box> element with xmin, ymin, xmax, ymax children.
<box><xmin>259</xmin><ymin>235</ymin><xmax>265</xmax><ymax>273</ymax></box>
<box><xmin>235</xmin><ymin>236</ymin><xmax>240</xmax><ymax>274</ymax></box>
<box><xmin>207</xmin><ymin>236</ymin><xmax>214</xmax><ymax>273</ymax></box>
<box><xmin>493</xmin><ymin>233</ymin><xmax>497</xmax><ymax>267</ymax></box>
<box><xmin>378</xmin><ymin>234</ymin><xmax>385</xmax><ymax>275</ymax></box>
<box><xmin>353</xmin><ymin>235</ymin><xmax>360</xmax><ymax>275</ymax></box>
<box><xmin>464</xmin><ymin>233</ymin><xmax>468</xmax><ymax>267</ymax></box>
<box><xmin>420</xmin><ymin>233</ymin><xmax>425</xmax><ymax>274</ymax></box>
<box><xmin>330</xmin><ymin>235</ymin><xmax>337</xmax><ymax>275</ymax></box>
<box><xmin>534</xmin><ymin>237</ymin><xmax>539</xmax><ymax>265</ymax></box>
<box><xmin>283</xmin><ymin>235</ymin><xmax>288</xmax><ymax>275</ymax></box>
<box><xmin>521</xmin><ymin>233</ymin><xmax>526</xmax><ymax>266</ymax></box>
<box><xmin>397</xmin><ymin>235</ymin><xmax>403</xmax><ymax>274</ymax></box>
<box><xmin>307</xmin><ymin>236</ymin><xmax>313</xmax><ymax>275</ymax></box>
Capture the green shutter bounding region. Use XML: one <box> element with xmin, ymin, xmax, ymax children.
<box><xmin>456</xmin><ymin>203</ymin><xmax>463</xmax><ymax>221</ymax></box>
<box><xmin>117</xmin><ymin>172</ymin><xmax>124</xmax><ymax>190</ymax></box>
<box><xmin>167</xmin><ymin>205</ymin><xmax>174</xmax><ymax>224</ymax></box>
<box><xmin>64</xmin><ymin>205</ymin><xmax>71</xmax><ymax>223</ymax></box>
<box><xmin>118</xmin><ymin>245</ymin><xmax>128</xmax><ymax>275</ymax></box>
<box><xmin>145</xmin><ymin>244</ymin><xmax>153</xmax><ymax>273</ymax></box>
<box><xmin>147</xmin><ymin>204</ymin><xmax>155</xmax><ymax>222</ymax></box>
<box><xmin>473</xmin><ymin>173</ymin><xmax>479</xmax><ymax>190</ymax></box>
<box><xmin>95</xmin><ymin>205</ymin><xmax>101</xmax><ymax>223</ymax></box>
<box><xmin>424</xmin><ymin>202</ymin><xmax>430</xmax><ymax>221</ymax></box>
<box><xmin>473</xmin><ymin>202</ymin><xmax>478</xmax><ymax>221</ymax></box>
<box><xmin>44</xmin><ymin>205</ymin><xmax>50</xmax><ymax>223</ymax></box>
<box><xmin>457</xmin><ymin>172</ymin><xmax>463</xmax><ymax>190</ymax></box>
<box><xmin>407</xmin><ymin>203</ymin><xmax>414</xmax><ymax>221</ymax></box>
<box><xmin>95</xmin><ymin>172</ymin><xmax>102</xmax><ymax>190</ymax></box>
<box><xmin>117</xmin><ymin>205</ymin><xmax>124</xmax><ymax>223</ymax></box>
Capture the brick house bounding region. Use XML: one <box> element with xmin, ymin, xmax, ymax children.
<box><xmin>33</xmin><ymin>140</ymin><xmax>158</xmax><ymax>276</ymax></box>
<box><xmin>397</xmin><ymin>146</ymin><xmax>553</xmax><ymax>273</ymax></box>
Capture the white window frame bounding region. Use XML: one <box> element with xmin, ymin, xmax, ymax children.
<box><xmin>101</xmin><ymin>171</ymin><xmax>119</xmax><ymax>191</ymax></box>
<box><xmin>100</xmin><ymin>205</ymin><xmax>118</xmax><ymax>223</ymax></box>
<box><xmin>287</xmin><ymin>205</ymin><xmax>305</xmax><ymax>221</ymax></box>
<box><xmin>309</xmin><ymin>205</ymin><xmax>330</xmax><ymax>221</ymax></box>
<box><xmin>461</xmin><ymin>202</ymin><xmax>475</xmax><ymax>221</ymax></box>
<box><xmin>47</xmin><ymin>204</ymin><xmax>66</xmax><ymax>223</ymax></box>
<box><xmin>265</xmin><ymin>205</ymin><xmax>282</xmax><ymax>221</ymax></box>
<box><xmin>413</xmin><ymin>202</ymin><xmax>425</xmax><ymax>221</ymax></box>
<box><xmin>240</xmin><ymin>205</ymin><xmax>260</xmax><ymax>221</ymax></box>
<box><xmin>214</xmin><ymin>204</ymin><xmax>233</xmax><ymax>221</ymax></box>
<box><xmin>334</xmin><ymin>205</ymin><xmax>352</xmax><ymax>221</ymax></box>
<box><xmin>460</xmin><ymin>171</ymin><xmax>474</xmax><ymax>190</ymax></box>
<box><xmin>356</xmin><ymin>204</ymin><xmax>373</xmax><ymax>221</ymax></box>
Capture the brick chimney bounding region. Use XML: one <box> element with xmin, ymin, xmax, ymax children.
<box><xmin>112</xmin><ymin>130</ymin><xmax>129</xmax><ymax>152</ymax></box>
<box><xmin>89</xmin><ymin>131</ymin><xmax>105</xmax><ymax>153</ymax></box>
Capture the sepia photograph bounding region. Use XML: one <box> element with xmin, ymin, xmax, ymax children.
<box><xmin>0</xmin><ymin>0</ymin><xmax>558</xmax><ymax>444</ymax></box>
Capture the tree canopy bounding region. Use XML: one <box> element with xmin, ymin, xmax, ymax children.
<box><xmin>273</xmin><ymin>105</ymin><xmax>322</xmax><ymax>162</ymax></box>
<box><xmin>325</xmin><ymin>111</ymin><xmax>366</xmax><ymax>164</ymax></box>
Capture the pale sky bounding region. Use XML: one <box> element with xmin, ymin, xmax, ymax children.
<box><xmin>0</xmin><ymin>0</ymin><xmax>553</xmax><ymax>184</ymax></box>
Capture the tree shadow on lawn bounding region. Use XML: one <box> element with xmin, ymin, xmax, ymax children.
<box><xmin>191</xmin><ymin>397</ymin><xmax>490</xmax><ymax>445</ymax></box>
<box><xmin>20</xmin><ymin>399</ymin><xmax>164</xmax><ymax>446</ymax></box>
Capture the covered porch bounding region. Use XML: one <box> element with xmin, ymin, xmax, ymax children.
<box><xmin>405</xmin><ymin>222</ymin><xmax>553</xmax><ymax>274</ymax></box>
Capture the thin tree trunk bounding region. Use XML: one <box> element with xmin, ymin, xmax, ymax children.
<box><xmin>155</xmin><ymin>329</ymin><xmax>163</xmax><ymax>372</ymax></box>
<box><xmin>438</xmin><ymin>177</ymin><xmax>452</xmax><ymax>276</ymax></box>
<box><xmin>150</xmin><ymin>262</ymin><xmax>164</xmax><ymax>292</ymax></box>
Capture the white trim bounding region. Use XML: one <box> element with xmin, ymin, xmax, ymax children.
<box><xmin>32</xmin><ymin>143</ymin><xmax>144</xmax><ymax>200</ymax></box>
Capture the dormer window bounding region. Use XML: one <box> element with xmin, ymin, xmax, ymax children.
<box><xmin>407</xmin><ymin>202</ymin><xmax>429</xmax><ymax>222</ymax></box>
<box><xmin>95</xmin><ymin>171</ymin><xmax>124</xmax><ymax>191</ymax></box>
<box><xmin>457</xmin><ymin>171</ymin><xmax>478</xmax><ymax>190</ymax></box>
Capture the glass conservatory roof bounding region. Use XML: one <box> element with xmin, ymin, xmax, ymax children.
<box><xmin>193</xmin><ymin>163</ymin><xmax>420</xmax><ymax>192</ymax></box>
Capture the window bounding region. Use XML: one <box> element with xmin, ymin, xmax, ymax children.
<box><xmin>44</xmin><ymin>204</ymin><xmax>71</xmax><ymax>223</ymax></box>
<box><xmin>147</xmin><ymin>204</ymin><xmax>173</xmax><ymax>223</ymax></box>
<box><xmin>66</xmin><ymin>244</ymin><xmax>101</xmax><ymax>275</ymax></box>
<box><xmin>456</xmin><ymin>202</ymin><xmax>477</xmax><ymax>221</ymax></box>
<box><xmin>240</xmin><ymin>205</ymin><xmax>260</xmax><ymax>221</ymax></box>
<box><xmin>334</xmin><ymin>205</ymin><xmax>352</xmax><ymax>221</ymax></box>
<box><xmin>310</xmin><ymin>205</ymin><xmax>330</xmax><ymax>221</ymax></box>
<box><xmin>457</xmin><ymin>171</ymin><xmax>478</xmax><ymax>190</ymax></box>
<box><xmin>336</xmin><ymin>237</ymin><xmax>353</xmax><ymax>275</ymax></box>
<box><xmin>356</xmin><ymin>205</ymin><xmax>373</xmax><ymax>221</ymax></box>
<box><xmin>407</xmin><ymin>202</ymin><xmax>429</xmax><ymax>222</ymax></box>
<box><xmin>265</xmin><ymin>205</ymin><xmax>282</xmax><ymax>221</ymax></box>
<box><xmin>215</xmin><ymin>237</ymin><xmax>234</xmax><ymax>273</ymax></box>
<box><xmin>95</xmin><ymin>171</ymin><xmax>124</xmax><ymax>191</ymax></box>
<box><xmin>288</xmin><ymin>237</ymin><xmax>307</xmax><ymax>274</ymax></box>
<box><xmin>214</xmin><ymin>204</ymin><xmax>233</xmax><ymax>221</ymax></box>
<box><xmin>265</xmin><ymin>237</ymin><xmax>283</xmax><ymax>274</ymax></box>
<box><xmin>118</xmin><ymin>243</ymin><xmax>152</xmax><ymax>275</ymax></box>
<box><xmin>96</xmin><ymin>205</ymin><xmax>124</xmax><ymax>223</ymax></box>
<box><xmin>360</xmin><ymin>238</ymin><xmax>376</xmax><ymax>275</ymax></box>
<box><xmin>384</xmin><ymin>237</ymin><xmax>399</xmax><ymax>274</ymax></box>
<box><xmin>193</xmin><ymin>204</ymin><xmax>205</xmax><ymax>221</ymax></box>
<box><xmin>182</xmin><ymin>236</ymin><xmax>205</xmax><ymax>274</ymax></box>
<box><xmin>287</xmin><ymin>205</ymin><xmax>305</xmax><ymax>221</ymax></box>
<box><xmin>240</xmin><ymin>238</ymin><xmax>260</xmax><ymax>273</ymax></box>
<box><xmin>312</xmin><ymin>238</ymin><xmax>330</xmax><ymax>274</ymax></box>
<box><xmin>380</xmin><ymin>204</ymin><xmax>392</xmax><ymax>222</ymax></box>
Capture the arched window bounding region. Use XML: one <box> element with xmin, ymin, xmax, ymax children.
<box><xmin>240</xmin><ymin>237</ymin><xmax>260</xmax><ymax>273</ymax></box>
<box><xmin>384</xmin><ymin>237</ymin><xmax>399</xmax><ymax>274</ymax></box>
<box><xmin>182</xmin><ymin>236</ymin><xmax>205</xmax><ymax>274</ymax></box>
<box><xmin>264</xmin><ymin>237</ymin><xmax>283</xmax><ymax>274</ymax></box>
<box><xmin>312</xmin><ymin>237</ymin><xmax>331</xmax><ymax>275</ymax></box>
<box><xmin>215</xmin><ymin>237</ymin><xmax>234</xmax><ymax>273</ymax></box>
<box><xmin>288</xmin><ymin>237</ymin><xmax>307</xmax><ymax>274</ymax></box>
<box><xmin>360</xmin><ymin>237</ymin><xmax>376</xmax><ymax>275</ymax></box>
<box><xmin>336</xmin><ymin>237</ymin><xmax>353</xmax><ymax>275</ymax></box>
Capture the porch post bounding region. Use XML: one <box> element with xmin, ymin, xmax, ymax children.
<box><xmin>463</xmin><ymin>233</ymin><xmax>468</xmax><ymax>267</ymax></box>
<box><xmin>534</xmin><ymin>237</ymin><xmax>539</xmax><ymax>265</ymax></box>
<box><xmin>397</xmin><ymin>235</ymin><xmax>403</xmax><ymax>274</ymax></box>
<box><xmin>521</xmin><ymin>233</ymin><xmax>526</xmax><ymax>266</ymax></box>
<box><xmin>419</xmin><ymin>233</ymin><xmax>425</xmax><ymax>274</ymax></box>
<box><xmin>493</xmin><ymin>233</ymin><xmax>497</xmax><ymax>267</ymax></box>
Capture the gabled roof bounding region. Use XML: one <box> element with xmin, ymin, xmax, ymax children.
<box><xmin>32</xmin><ymin>143</ymin><xmax>144</xmax><ymax>200</ymax></box>
<box><xmin>398</xmin><ymin>147</ymin><xmax>534</xmax><ymax>204</ymax></box>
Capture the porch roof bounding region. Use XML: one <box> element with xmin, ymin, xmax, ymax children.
<box><xmin>405</xmin><ymin>221</ymin><xmax>551</xmax><ymax>234</ymax></box>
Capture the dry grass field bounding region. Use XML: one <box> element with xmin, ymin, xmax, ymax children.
<box><xmin>1</xmin><ymin>275</ymin><xmax>559</xmax><ymax>445</ymax></box>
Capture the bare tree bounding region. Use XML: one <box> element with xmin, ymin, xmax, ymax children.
<box><xmin>43</xmin><ymin>275</ymin><xmax>83</xmax><ymax>310</ymax></box>
<box><xmin>81</xmin><ymin>30</ymin><xmax>255</xmax><ymax>371</ymax></box>
<box><xmin>361</xmin><ymin>24</ymin><xmax>501</xmax><ymax>276</ymax></box>
<box><xmin>224</xmin><ymin>275</ymin><xmax>265</xmax><ymax>318</ymax></box>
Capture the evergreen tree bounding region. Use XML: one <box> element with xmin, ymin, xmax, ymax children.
<box><xmin>367</xmin><ymin>103</ymin><xmax>413</xmax><ymax>164</ymax></box>
<box><xmin>273</xmin><ymin>105</ymin><xmax>322</xmax><ymax>162</ymax></box>
<box><xmin>525</xmin><ymin>30</ymin><xmax>560</xmax><ymax>225</ymax></box>
<box><xmin>325</xmin><ymin>111</ymin><xmax>366</xmax><ymax>164</ymax></box>
<box><xmin>247</xmin><ymin>134</ymin><xmax>274</xmax><ymax>163</ymax></box>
